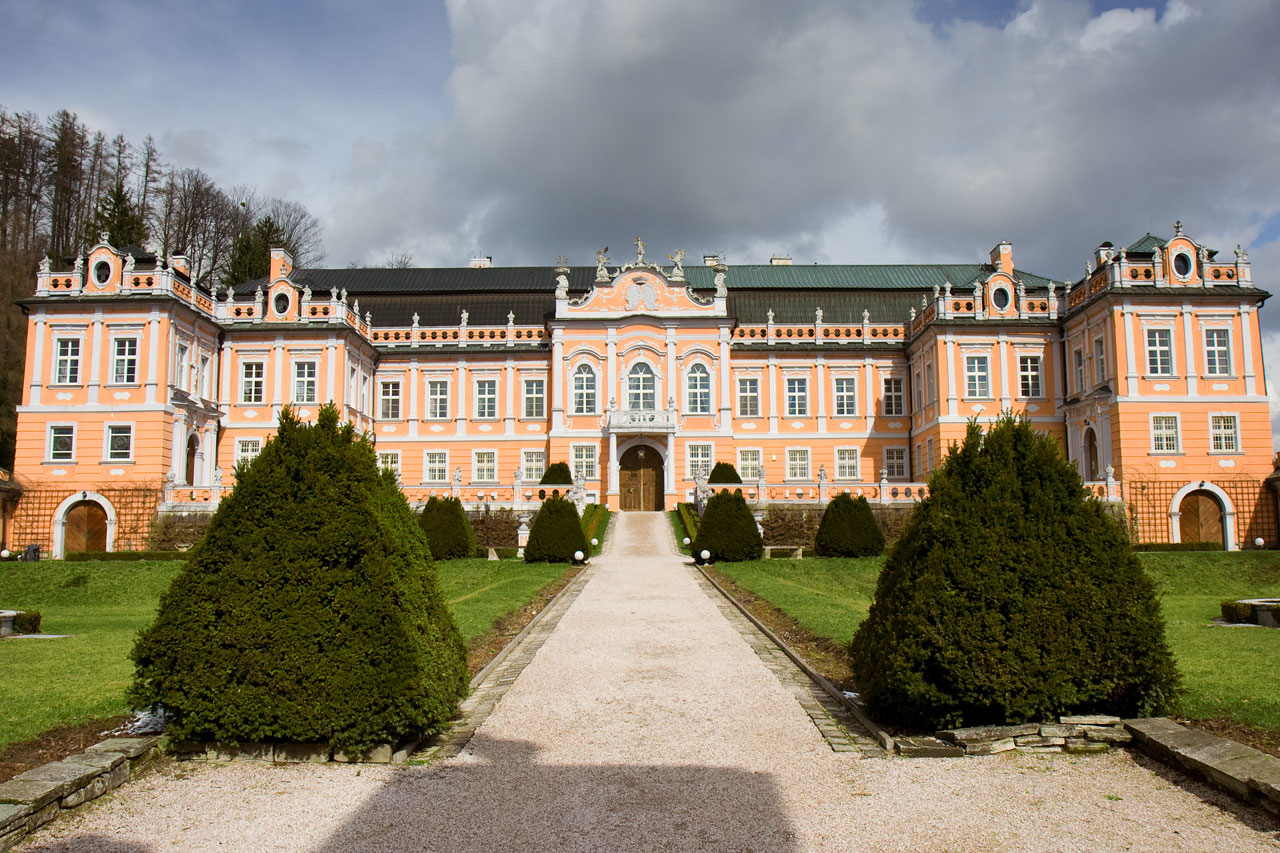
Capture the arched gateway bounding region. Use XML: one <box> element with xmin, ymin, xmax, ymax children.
<box><xmin>619</xmin><ymin>445</ymin><xmax>664</xmax><ymax>511</ymax></box>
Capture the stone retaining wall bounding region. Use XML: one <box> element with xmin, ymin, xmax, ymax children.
<box><xmin>1126</xmin><ymin>717</ymin><xmax>1280</xmax><ymax>815</ymax></box>
<box><xmin>171</xmin><ymin>739</ymin><xmax>406</xmax><ymax>765</ymax></box>
<box><xmin>0</xmin><ymin>736</ymin><xmax>160</xmax><ymax>852</ymax></box>
<box><xmin>895</xmin><ymin>715</ymin><xmax>1132</xmax><ymax>757</ymax></box>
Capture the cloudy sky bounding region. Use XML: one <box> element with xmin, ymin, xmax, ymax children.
<box><xmin>5</xmin><ymin>0</ymin><xmax>1280</xmax><ymax>400</ymax></box>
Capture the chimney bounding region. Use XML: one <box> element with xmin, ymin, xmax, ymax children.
<box><xmin>703</xmin><ymin>253</ymin><xmax>719</xmax><ymax>266</ymax></box>
<box><xmin>1094</xmin><ymin>242</ymin><xmax>1115</xmax><ymax>267</ymax></box>
<box><xmin>469</xmin><ymin>256</ymin><xmax>493</xmax><ymax>268</ymax></box>
<box><xmin>989</xmin><ymin>241</ymin><xmax>1013</xmax><ymax>274</ymax></box>
<box><xmin>770</xmin><ymin>255</ymin><xmax>792</xmax><ymax>266</ymax></box>
<box><xmin>269</xmin><ymin>247</ymin><xmax>294</xmax><ymax>280</ymax></box>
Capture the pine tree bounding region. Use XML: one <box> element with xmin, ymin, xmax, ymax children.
<box><xmin>418</xmin><ymin>496</ymin><xmax>477</xmax><ymax>559</ymax></box>
<box><xmin>524</xmin><ymin>494</ymin><xmax>588</xmax><ymax>562</ymax></box>
<box><xmin>84</xmin><ymin>181</ymin><xmax>148</xmax><ymax>249</ymax></box>
<box><xmin>222</xmin><ymin>215</ymin><xmax>284</xmax><ymax>285</ymax></box>
<box><xmin>692</xmin><ymin>489</ymin><xmax>763</xmax><ymax>562</ymax></box>
<box><xmin>814</xmin><ymin>494</ymin><xmax>883</xmax><ymax>557</ymax></box>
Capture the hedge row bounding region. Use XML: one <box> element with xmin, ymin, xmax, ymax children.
<box><xmin>1133</xmin><ymin>541</ymin><xmax>1225</xmax><ymax>552</ymax></box>
<box><xmin>581</xmin><ymin>504</ymin><xmax>611</xmax><ymax>555</ymax></box>
<box><xmin>677</xmin><ymin>502</ymin><xmax>700</xmax><ymax>541</ymax></box>
<box><xmin>65</xmin><ymin>550</ymin><xmax>187</xmax><ymax>562</ymax></box>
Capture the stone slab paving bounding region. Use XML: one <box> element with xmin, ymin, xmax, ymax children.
<box><xmin>19</xmin><ymin>512</ymin><xmax>1280</xmax><ymax>852</ymax></box>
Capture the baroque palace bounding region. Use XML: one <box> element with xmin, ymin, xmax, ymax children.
<box><xmin>2</xmin><ymin>228</ymin><xmax>1276</xmax><ymax>558</ymax></box>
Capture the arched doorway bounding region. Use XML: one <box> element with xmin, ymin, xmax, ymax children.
<box><xmin>1179</xmin><ymin>489</ymin><xmax>1225</xmax><ymax>547</ymax></box>
<box><xmin>1083</xmin><ymin>427</ymin><xmax>1100</xmax><ymax>480</ymax></box>
<box><xmin>619</xmin><ymin>445</ymin><xmax>664</xmax><ymax>511</ymax></box>
<box><xmin>184</xmin><ymin>435</ymin><xmax>198</xmax><ymax>486</ymax></box>
<box><xmin>64</xmin><ymin>500</ymin><xmax>108</xmax><ymax>553</ymax></box>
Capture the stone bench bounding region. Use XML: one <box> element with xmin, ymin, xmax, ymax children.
<box><xmin>763</xmin><ymin>546</ymin><xmax>806</xmax><ymax>559</ymax></box>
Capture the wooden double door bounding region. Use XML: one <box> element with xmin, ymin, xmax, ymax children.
<box><xmin>64</xmin><ymin>500</ymin><xmax>107</xmax><ymax>553</ymax></box>
<box><xmin>619</xmin><ymin>445</ymin><xmax>664</xmax><ymax>511</ymax></box>
<box><xmin>1179</xmin><ymin>490</ymin><xmax>1225</xmax><ymax>547</ymax></box>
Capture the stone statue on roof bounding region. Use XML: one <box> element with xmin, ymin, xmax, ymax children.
<box><xmin>555</xmin><ymin>274</ymin><xmax>569</xmax><ymax>299</ymax></box>
<box><xmin>38</xmin><ymin>255</ymin><xmax>50</xmax><ymax>274</ymax></box>
<box><xmin>1236</xmin><ymin>244</ymin><xmax>1249</xmax><ymax>263</ymax></box>
<box><xmin>459</xmin><ymin>309</ymin><xmax>468</xmax><ymax>325</ymax></box>
<box><xmin>634</xmin><ymin>236</ymin><xmax>645</xmax><ymax>264</ymax></box>
<box><xmin>714</xmin><ymin>266</ymin><xmax>727</xmax><ymax>298</ymax></box>
<box><xmin>72</xmin><ymin>255</ymin><xmax>83</xmax><ymax>273</ymax></box>
<box><xmin>508</xmin><ymin>310</ymin><xmax>515</xmax><ymax>324</ymax></box>
<box><xmin>668</xmin><ymin>248</ymin><xmax>685</xmax><ymax>281</ymax></box>
<box><xmin>595</xmin><ymin>247</ymin><xmax>611</xmax><ymax>282</ymax></box>
<box><xmin>123</xmin><ymin>253</ymin><xmax>135</xmax><ymax>273</ymax></box>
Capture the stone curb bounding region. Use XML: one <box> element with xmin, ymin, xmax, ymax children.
<box><xmin>0</xmin><ymin>736</ymin><xmax>161</xmax><ymax>851</ymax></box>
<box><xmin>695</xmin><ymin>563</ymin><xmax>895</xmax><ymax>754</ymax></box>
<box><xmin>1125</xmin><ymin>717</ymin><xmax>1280</xmax><ymax>814</ymax></box>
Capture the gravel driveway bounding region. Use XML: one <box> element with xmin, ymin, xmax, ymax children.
<box><xmin>22</xmin><ymin>512</ymin><xmax>1280</xmax><ymax>852</ymax></box>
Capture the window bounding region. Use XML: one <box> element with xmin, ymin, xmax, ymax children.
<box><xmin>836</xmin><ymin>448</ymin><xmax>859</xmax><ymax>479</ymax></box>
<box><xmin>199</xmin><ymin>355</ymin><xmax>210</xmax><ymax>399</ymax></box>
<box><xmin>572</xmin><ymin>366</ymin><xmax>596</xmax><ymax>414</ymax></box>
<box><xmin>293</xmin><ymin>362</ymin><xmax>316</xmax><ymax>403</ymax></box>
<box><xmin>112</xmin><ymin>338</ymin><xmax>138</xmax><ymax>384</ymax></box>
<box><xmin>175</xmin><ymin>343</ymin><xmax>189</xmax><ymax>390</ymax></box>
<box><xmin>1151</xmin><ymin>416</ymin><xmax>1180</xmax><ymax>453</ymax></box>
<box><xmin>424</xmin><ymin>451</ymin><xmax>448</xmax><ymax>482</ymax></box>
<box><xmin>884</xmin><ymin>448</ymin><xmax>907</xmax><ymax>480</ymax></box>
<box><xmin>883</xmin><ymin>378</ymin><xmax>904</xmax><ymax>415</ymax></box>
<box><xmin>1018</xmin><ymin>355</ymin><xmax>1043</xmax><ymax>398</ymax></box>
<box><xmin>926</xmin><ymin>437</ymin><xmax>935</xmax><ymax>473</ymax></box>
<box><xmin>913</xmin><ymin>370</ymin><xmax>922</xmax><ymax>410</ymax></box>
<box><xmin>1146</xmin><ymin>328</ymin><xmax>1173</xmax><ymax>376</ymax></box>
<box><xmin>474</xmin><ymin>450</ymin><xmax>497</xmax><ymax>481</ymax></box>
<box><xmin>688</xmin><ymin>443</ymin><xmax>713</xmax><ymax>480</ymax></box>
<box><xmin>785</xmin><ymin>377</ymin><xmax>808</xmax><ymax>417</ymax></box>
<box><xmin>523</xmin><ymin>378</ymin><xmax>545</xmax><ymax>419</ymax></box>
<box><xmin>834</xmin><ymin>377</ymin><xmax>857</xmax><ymax>416</ymax></box>
<box><xmin>474</xmin><ymin>379</ymin><xmax>497</xmax><ymax>419</ymax></box>
<box><xmin>914</xmin><ymin>442</ymin><xmax>923</xmax><ymax>480</ymax></box>
<box><xmin>686</xmin><ymin>364</ymin><xmax>711</xmax><ymax>414</ymax></box>
<box><xmin>236</xmin><ymin>438</ymin><xmax>262</xmax><ymax>465</ymax></box>
<box><xmin>738</xmin><ymin>449</ymin><xmax>761</xmax><ymax>480</ymax></box>
<box><xmin>628</xmin><ymin>364</ymin><xmax>656</xmax><ymax>410</ymax></box>
<box><xmin>1073</xmin><ymin>348</ymin><xmax>1086</xmax><ymax>391</ymax></box>
<box><xmin>48</xmin><ymin>425</ymin><xmax>74</xmax><ymax>461</ymax></box>
<box><xmin>426</xmin><ymin>380</ymin><xmax>449</xmax><ymax>419</ymax></box>
<box><xmin>786</xmin><ymin>448</ymin><xmax>810</xmax><ymax>480</ymax></box>
<box><xmin>926</xmin><ymin>363</ymin><xmax>936</xmax><ymax>405</ymax></box>
<box><xmin>965</xmin><ymin>356</ymin><xmax>990</xmax><ymax>398</ymax></box>
<box><xmin>106</xmin><ymin>424</ymin><xmax>132</xmax><ymax>461</ymax></box>
<box><xmin>572</xmin><ymin>444</ymin><xmax>597</xmax><ymax>480</ymax></box>
<box><xmin>1205</xmin><ymin>329</ymin><xmax>1231</xmax><ymax>376</ymax></box>
<box><xmin>241</xmin><ymin>362</ymin><xmax>264</xmax><ymax>404</ymax></box>
<box><xmin>1093</xmin><ymin>337</ymin><xmax>1108</xmax><ymax>384</ymax></box>
<box><xmin>737</xmin><ymin>377</ymin><xmax>760</xmax><ymax>417</ymax></box>
<box><xmin>522</xmin><ymin>449</ymin><xmax>546</xmax><ymax>481</ymax></box>
<box><xmin>377</xmin><ymin>451</ymin><xmax>401</xmax><ymax>479</ymax></box>
<box><xmin>1211</xmin><ymin>415</ymin><xmax>1239</xmax><ymax>453</ymax></box>
<box><xmin>379</xmin><ymin>381</ymin><xmax>401</xmax><ymax>420</ymax></box>
<box><xmin>361</xmin><ymin>374</ymin><xmax>371</xmax><ymax>413</ymax></box>
<box><xmin>54</xmin><ymin>338</ymin><xmax>80</xmax><ymax>385</ymax></box>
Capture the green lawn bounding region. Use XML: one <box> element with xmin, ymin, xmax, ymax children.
<box><xmin>0</xmin><ymin>556</ymin><xmax>575</xmax><ymax>753</ymax></box>
<box><xmin>711</xmin><ymin>549</ymin><xmax>1280</xmax><ymax>732</ymax></box>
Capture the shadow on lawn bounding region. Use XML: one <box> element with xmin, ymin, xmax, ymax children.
<box><xmin>314</xmin><ymin>734</ymin><xmax>800</xmax><ymax>852</ymax></box>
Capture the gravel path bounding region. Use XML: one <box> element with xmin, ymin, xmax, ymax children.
<box><xmin>22</xmin><ymin>512</ymin><xmax>1280</xmax><ymax>852</ymax></box>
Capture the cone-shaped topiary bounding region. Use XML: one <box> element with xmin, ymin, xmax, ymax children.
<box><xmin>708</xmin><ymin>461</ymin><xmax>742</xmax><ymax>484</ymax></box>
<box><xmin>540</xmin><ymin>462</ymin><xmax>573</xmax><ymax>485</ymax></box>
<box><xmin>418</xmin><ymin>496</ymin><xmax>477</xmax><ymax>559</ymax></box>
<box><xmin>849</xmin><ymin>414</ymin><xmax>1179</xmax><ymax>730</ymax></box>
<box><xmin>814</xmin><ymin>494</ymin><xmax>884</xmax><ymax>557</ymax></box>
<box><xmin>130</xmin><ymin>404</ymin><xmax>468</xmax><ymax>751</ymax></box>
<box><xmin>524</xmin><ymin>494</ymin><xmax>588</xmax><ymax>562</ymax></box>
<box><xmin>692</xmin><ymin>489</ymin><xmax>763</xmax><ymax>562</ymax></box>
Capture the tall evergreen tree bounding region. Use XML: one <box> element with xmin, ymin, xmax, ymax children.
<box><xmin>222</xmin><ymin>214</ymin><xmax>284</xmax><ymax>285</ymax></box>
<box><xmin>84</xmin><ymin>181</ymin><xmax>148</xmax><ymax>249</ymax></box>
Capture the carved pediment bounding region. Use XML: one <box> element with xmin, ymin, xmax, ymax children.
<box><xmin>562</xmin><ymin>268</ymin><xmax>722</xmax><ymax>318</ymax></box>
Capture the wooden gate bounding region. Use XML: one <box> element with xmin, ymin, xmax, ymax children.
<box><xmin>64</xmin><ymin>500</ymin><xmax>107</xmax><ymax>553</ymax></box>
<box><xmin>1179</xmin><ymin>490</ymin><xmax>1224</xmax><ymax>546</ymax></box>
<box><xmin>619</xmin><ymin>445</ymin><xmax>664</xmax><ymax>511</ymax></box>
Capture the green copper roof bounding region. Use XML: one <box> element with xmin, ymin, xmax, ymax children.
<box><xmin>1126</xmin><ymin>233</ymin><xmax>1168</xmax><ymax>253</ymax></box>
<box><xmin>683</xmin><ymin>263</ymin><xmax>1056</xmax><ymax>291</ymax></box>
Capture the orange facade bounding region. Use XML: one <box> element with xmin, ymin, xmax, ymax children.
<box><xmin>7</xmin><ymin>229</ymin><xmax>1275</xmax><ymax>556</ymax></box>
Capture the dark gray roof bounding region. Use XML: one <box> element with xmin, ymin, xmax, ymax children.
<box><xmin>292</xmin><ymin>266</ymin><xmax>596</xmax><ymax>294</ymax></box>
<box><xmin>359</xmin><ymin>293</ymin><xmax>554</xmax><ymax>327</ymax></box>
<box><xmin>685</xmin><ymin>263</ymin><xmax>1057</xmax><ymax>291</ymax></box>
<box><xmin>727</xmin><ymin>290</ymin><xmax>923</xmax><ymax>324</ymax></box>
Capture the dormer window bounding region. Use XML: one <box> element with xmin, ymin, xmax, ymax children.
<box><xmin>1173</xmin><ymin>251</ymin><xmax>1193</xmax><ymax>279</ymax></box>
<box><xmin>93</xmin><ymin>260</ymin><xmax>111</xmax><ymax>285</ymax></box>
<box><xmin>992</xmin><ymin>286</ymin><xmax>1010</xmax><ymax>311</ymax></box>
<box><xmin>273</xmin><ymin>292</ymin><xmax>291</xmax><ymax>317</ymax></box>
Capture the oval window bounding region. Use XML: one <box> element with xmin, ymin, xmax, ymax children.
<box><xmin>1173</xmin><ymin>252</ymin><xmax>1192</xmax><ymax>278</ymax></box>
<box><xmin>93</xmin><ymin>260</ymin><xmax>111</xmax><ymax>284</ymax></box>
<box><xmin>273</xmin><ymin>292</ymin><xmax>290</xmax><ymax>316</ymax></box>
<box><xmin>992</xmin><ymin>287</ymin><xmax>1010</xmax><ymax>311</ymax></box>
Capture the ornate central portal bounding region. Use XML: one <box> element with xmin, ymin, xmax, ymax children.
<box><xmin>619</xmin><ymin>445</ymin><xmax>664</xmax><ymax>511</ymax></box>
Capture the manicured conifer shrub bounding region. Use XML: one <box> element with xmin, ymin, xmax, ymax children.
<box><xmin>524</xmin><ymin>494</ymin><xmax>588</xmax><ymax>562</ymax></box>
<box><xmin>418</xmin><ymin>496</ymin><xmax>477</xmax><ymax>559</ymax></box>
<box><xmin>814</xmin><ymin>494</ymin><xmax>884</xmax><ymax>557</ymax></box>
<box><xmin>707</xmin><ymin>462</ymin><xmax>742</xmax><ymax>484</ymax></box>
<box><xmin>692</xmin><ymin>489</ymin><xmax>763</xmax><ymax>563</ymax></box>
<box><xmin>849</xmin><ymin>415</ymin><xmax>1179</xmax><ymax>730</ymax></box>
<box><xmin>130</xmin><ymin>405</ymin><xmax>468</xmax><ymax>751</ymax></box>
<box><xmin>540</xmin><ymin>462</ymin><xmax>573</xmax><ymax>484</ymax></box>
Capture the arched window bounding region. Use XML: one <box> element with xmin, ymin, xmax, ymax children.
<box><xmin>573</xmin><ymin>364</ymin><xmax>596</xmax><ymax>414</ymax></box>
<box><xmin>686</xmin><ymin>364</ymin><xmax>711</xmax><ymax>414</ymax></box>
<box><xmin>628</xmin><ymin>363</ymin><xmax>656</xmax><ymax>411</ymax></box>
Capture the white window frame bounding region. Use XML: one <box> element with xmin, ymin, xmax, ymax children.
<box><xmin>377</xmin><ymin>450</ymin><xmax>402</xmax><ymax>480</ymax></box>
<box><xmin>1018</xmin><ymin>354</ymin><xmax>1043</xmax><ymax>399</ymax></box>
<box><xmin>687</xmin><ymin>443</ymin><xmax>713</xmax><ymax>480</ymax></box>
<box><xmin>926</xmin><ymin>437</ymin><xmax>935</xmax><ymax>473</ymax></box>
<box><xmin>1072</xmin><ymin>347</ymin><xmax>1086</xmax><ymax>392</ymax></box>
<box><xmin>426</xmin><ymin>378</ymin><xmax>449</xmax><ymax>420</ymax></box>
<box><xmin>104</xmin><ymin>423</ymin><xmax>134</xmax><ymax>462</ymax></box>
<box><xmin>785</xmin><ymin>376</ymin><xmax>808</xmax><ymax>417</ymax></box>
<box><xmin>423</xmin><ymin>450</ymin><xmax>449</xmax><ymax>482</ymax></box>
<box><xmin>571</xmin><ymin>443</ymin><xmax>598</xmax><ymax>480</ymax></box>
<box><xmin>571</xmin><ymin>365</ymin><xmax>597</xmax><ymax>415</ymax></box>
<box><xmin>523</xmin><ymin>377</ymin><xmax>546</xmax><ymax>419</ymax></box>
<box><xmin>925</xmin><ymin>362</ymin><xmax>936</xmax><ymax>405</ymax></box>
<box><xmin>1145</xmin><ymin>327</ymin><xmax>1175</xmax><ymax>377</ymax></box>
<box><xmin>835</xmin><ymin>447</ymin><xmax>859</xmax><ymax>480</ymax></box>
<box><xmin>110</xmin><ymin>336</ymin><xmax>138</xmax><ymax>385</ymax></box>
<box><xmin>964</xmin><ymin>355</ymin><xmax>990</xmax><ymax>399</ymax></box>
<box><xmin>882</xmin><ymin>377</ymin><xmax>904</xmax><ymax>416</ymax></box>
<box><xmin>1209</xmin><ymin>413</ymin><xmax>1240</xmax><ymax>454</ymax></box>
<box><xmin>47</xmin><ymin>423</ymin><xmax>75</xmax><ymax>462</ymax></box>
<box><xmin>912</xmin><ymin>369</ymin><xmax>922</xmax><ymax>411</ymax></box>
<box><xmin>379</xmin><ymin>380</ymin><xmax>402</xmax><ymax>420</ymax></box>
<box><xmin>627</xmin><ymin>363</ymin><xmax>657</xmax><ymax>411</ymax></box>
<box><xmin>737</xmin><ymin>376</ymin><xmax>760</xmax><ymax>418</ymax></box>
<box><xmin>474</xmin><ymin>378</ymin><xmax>498</xmax><ymax>419</ymax></box>
<box><xmin>1092</xmin><ymin>336</ymin><xmax>1107</xmax><ymax>385</ymax></box>
<box><xmin>241</xmin><ymin>361</ymin><xmax>264</xmax><ymax>405</ymax></box>
<box><xmin>786</xmin><ymin>447</ymin><xmax>810</xmax><ymax>480</ymax></box>
<box><xmin>686</xmin><ymin>364</ymin><xmax>711</xmax><ymax>414</ymax></box>
<box><xmin>236</xmin><ymin>437</ymin><xmax>263</xmax><ymax>465</ymax></box>
<box><xmin>174</xmin><ymin>341</ymin><xmax>190</xmax><ymax>391</ymax></box>
<box><xmin>1150</xmin><ymin>414</ymin><xmax>1180</xmax><ymax>454</ymax></box>
<box><xmin>53</xmin><ymin>337</ymin><xmax>81</xmax><ymax>385</ymax></box>
<box><xmin>293</xmin><ymin>361</ymin><xmax>317</xmax><ymax>404</ymax></box>
<box><xmin>473</xmin><ymin>449</ymin><xmax>497</xmax><ymax>481</ymax></box>
<box><xmin>737</xmin><ymin>448</ymin><xmax>762</xmax><ymax>480</ymax></box>
<box><xmin>833</xmin><ymin>376</ymin><xmax>857</xmax><ymax>416</ymax></box>
<box><xmin>522</xmin><ymin>449</ymin><xmax>546</xmax><ymax>482</ymax></box>
<box><xmin>1204</xmin><ymin>328</ymin><xmax>1232</xmax><ymax>377</ymax></box>
<box><xmin>883</xmin><ymin>447</ymin><xmax>907</xmax><ymax>480</ymax></box>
